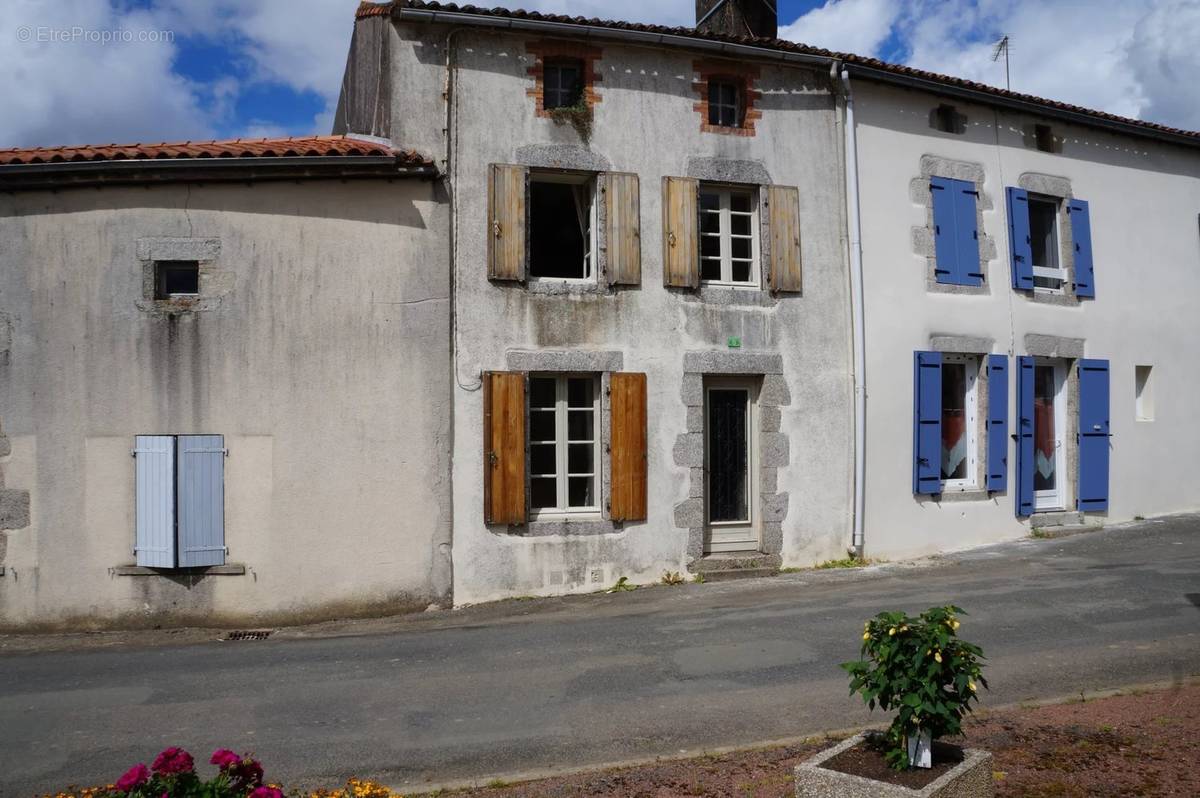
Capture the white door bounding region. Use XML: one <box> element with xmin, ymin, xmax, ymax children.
<box><xmin>704</xmin><ymin>378</ymin><xmax>759</xmax><ymax>553</ymax></box>
<box><xmin>1033</xmin><ymin>361</ymin><xmax>1067</xmax><ymax>512</ymax></box>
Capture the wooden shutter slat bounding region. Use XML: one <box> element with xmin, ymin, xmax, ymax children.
<box><xmin>488</xmin><ymin>164</ymin><xmax>527</xmax><ymax>281</ymax></box>
<box><xmin>662</xmin><ymin>176</ymin><xmax>699</xmax><ymax>288</ymax></box>
<box><xmin>609</xmin><ymin>372</ymin><xmax>647</xmax><ymax>521</ymax></box>
<box><xmin>767</xmin><ymin>184</ymin><xmax>802</xmax><ymax>293</ymax></box>
<box><xmin>604</xmin><ymin>172</ymin><xmax>641</xmax><ymax>286</ymax></box>
<box><xmin>483</xmin><ymin>372</ymin><xmax>527</xmax><ymax>524</ymax></box>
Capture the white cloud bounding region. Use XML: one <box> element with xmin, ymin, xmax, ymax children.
<box><xmin>1124</xmin><ymin>0</ymin><xmax>1200</xmax><ymax>130</ymax></box>
<box><xmin>780</xmin><ymin>0</ymin><xmax>901</xmax><ymax>56</ymax></box>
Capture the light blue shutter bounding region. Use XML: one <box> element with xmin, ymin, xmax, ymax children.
<box><xmin>135</xmin><ymin>435</ymin><xmax>175</xmax><ymax>567</ymax></box>
<box><xmin>1068</xmin><ymin>199</ymin><xmax>1095</xmax><ymax>297</ymax></box>
<box><xmin>913</xmin><ymin>351</ymin><xmax>942</xmax><ymax>494</ymax></box>
<box><xmin>986</xmin><ymin>354</ymin><xmax>1008</xmax><ymax>492</ymax></box>
<box><xmin>931</xmin><ymin>177</ymin><xmax>981</xmax><ymax>286</ymax></box>
<box><xmin>1007</xmin><ymin>187</ymin><xmax>1034</xmax><ymax>290</ymax></box>
<box><xmin>1077</xmin><ymin>360</ymin><xmax>1110</xmax><ymax>511</ymax></box>
<box><xmin>177</xmin><ymin>435</ymin><xmax>226</xmax><ymax>567</ymax></box>
<box><xmin>1015</xmin><ymin>357</ymin><xmax>1035</xmax><ymax>516</ymax></box>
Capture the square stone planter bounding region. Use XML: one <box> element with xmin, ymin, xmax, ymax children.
<box><xmin>795</xmin><ymin>733</ymin><xmax>994</xmax><ymax>797</ymax></box>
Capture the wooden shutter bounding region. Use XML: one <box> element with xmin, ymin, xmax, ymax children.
<box><xmin>487</xmin><ymin>164</ymin><xmax>527</xmax><ymax>281</ymax></box>
<box><xmin>1068</xmin><ymin>199</ymin><xmax>1095</xmax><ymax>298</ymax></box>
<box><xmin>766</xmin><ymin>184</ymin><xmax>802</xmax><ymax>293</ymax></box>
<box><xmin>177</xmin><ymin>434</ymin><xmax>226</xmax><ymax>568</ymax></box>
<box><xmin>134</xmin><ymin>435</ymin><xmax>176</xmax><ymax>567</ymax></box>
<box><xmin>1015</xmin><ymin>356</ymin><xmax>1035</xmax><ymax>516</ymax></box>
<box><xmin>483</xmin><ymin>372</ymin><xmax>527</xmax><ymax>524</ymax></box>
<box><xmin>603</xmin><ymin>172</ymin><xmax>641</xmax><ymax>286</ymax></box>
<box><xmin>986</xmin><ymin>355</ymin><xmax>1009</xmax><ymax>493</ymax></box>
<box><xmin>609</xmin><ymin>372</ymin><xmax>647</xmax><ymax>522</ymax></box>
<box><xmin>1077</xmin><ymin>359</ymin><xmax>1110</xmax><ymax>511</ymax></box>
<box><xmin>913</xmin><ymin>351</ymin><xmax>942</xmax><ymax>495</ymax></box>
<box><xmin>662</xmin><ymin>176</ymin><xmax>699</xmax><ymax>288</ymax></box>
<box><xmin>1007</xmin><ymin>187</ymin><xmax>1034</xmax><ymax>290</ymax></box>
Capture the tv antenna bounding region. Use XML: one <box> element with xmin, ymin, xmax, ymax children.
<box><xmin>991</xmin><ymin>35</ymin><xmax>1011</xmax><ymax>90</ymax></box>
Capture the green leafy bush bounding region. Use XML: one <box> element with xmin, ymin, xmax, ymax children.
<box><xmin>840</xmin><ymin>605</ymin><xmax>988</xmax><ymax>770</ymax></box>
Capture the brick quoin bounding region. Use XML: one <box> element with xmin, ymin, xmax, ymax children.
<box><xmin>525</xmin><ymin>41</ymin><xmax>603</xmax><ymax>118</ymax></box>
<box><xmin>692</xmin><ymin>59</ymin><xmax>762</xmax><ymax>137</ymax></box>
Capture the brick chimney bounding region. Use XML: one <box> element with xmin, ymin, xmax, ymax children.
<box><xmin>695</xmin><ymin>0</ymin><xmax>778</xmax><ymax>39</ymax></box>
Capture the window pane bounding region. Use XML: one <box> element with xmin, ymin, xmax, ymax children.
<box><xmin>700</xmin><ymin>192</ymin><xmax>720</xmax><ymax>211</ymax></box>
<box><xmin>730</xmin><ymin>213</ymin><xmax>751</xmax><ymax>237</ymax></box>
<box><xmin>529</xmin><ymin>410</ymin><xmax>555</xmax><ymax>442</ymax></box>
<box><xmin>1034</xmin><ymin>365</ymin><xmax>1057</xmax><ymax>491</ymax></box>
<box><xmin>708</xmin><ymin>389</ymin><xmax>749</xmax><ymax>522</ymax></box>
<box><xmin>731</xmin><ymin>237</ymin><xmax>751</xmax><ymax>261</ymax></box>
<box><xmin>567</xmin><ymin>443</ymin><xmax>593</xmax><ymax>474</ymax></box>
<box><xmin>940</xmin><ymin>363</ymin><xmax>967</xmax><ymax>481</ymax></box>
<box><xmin>568</xmin><ymin>476</ymin><xmax>594</xmax><ymax>507</ymax></box>
<box><xmin>708</xmin><ymin>100</ymin><xmax>722</xmax><ymax>126</ymax></box>
<box><xmin>730</xmin><ymin>260</ymin><xmax>751</xmax><ymax>283</ymax></box>
<box><xmin>700</xmin><ymin>210</ymin><xmax>720</xmax><ymax>234</ymax></box>
<box><xmin>529</xmin><ymin>181</ymin><xmax>590</xmax><ymax>279</ymax></box>
<box><xmin>718</xmin><ymin>105</ymin><xmax>736</xmax><ymax>127</ymax></box>
<box><xmin>701</xmin><ymin>235</ymin><xmax>721</xmax><ymax>258</ymax></box>
<box><xmin>567</xmin><ymin>377</ymin><xmax>593</xmax><ymax>408</ymax></box>
<box><xmin>530</xmin><ymin>443</ymin><xmax>557</xmax><ymax>476</ymax></box>
<box><xmin>567</xmin><ymin>410</ymin><xmax>593</xmax><ymax>441</ymax></box>
<box><xmin>701</xmin><ymin>258</ymin><xmax>721</xmax><ymax>281</ymax></box>
<box><xmin>721</xmin><ymin>83</ymin><xmax>738</xmax><ymax>107</ymax></box>
<box><xmin>730</xmin><ymin>193</ymin><xmax>751</xmax><ymax>213</ymax></box>
<box><xmin>530</xmin><ymin>377</ymin><xmax>556</xmax><ymax>408</ymax></box>
<box><xmin>531</xmin><ymin>477</ymin><xmax>557</xmax><ymax>509</ymax></box>
<box><xmin>1028</xmin><ymin>199</ymin><xmax>1058</xmax><ymax>270</ymax></box>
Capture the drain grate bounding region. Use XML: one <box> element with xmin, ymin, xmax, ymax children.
<box><xmin>224</xmin><ymin>629</ymin><xmax>272</xmax><ymax>641</ymax></box>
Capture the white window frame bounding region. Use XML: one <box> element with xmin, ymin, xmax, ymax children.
<box><xmin>708</xmin><ymin>79</ymin><xmax>741</xmax><ymax>127</ymax></box>
<box><xmin>1033</xmin><ymin>359</ymin><xmax>1069</xmax><ymax>512</ymax></box>
<box><xmin>699</xmin><ymin>185</ymin><xmax>760</xmax><ymax>287</ymax></box>
<box><xmin>529</xmin><ymin>373</ymin><xmax>602</xmax><ymax>520</ymax></box>
<box><xmin>1028</xmin><ymin>194</ymin><xmax>1064</xmax><ymax>293</ymax></box>
<box><xmin>940</xmin><ymin>354</ymin><xmax>978</xmax><ymax>492</ymax></box>
<box><xmin>528</xmin><ymin>171</ymin><xmax>598</xmax><ymax>284</ymax></box>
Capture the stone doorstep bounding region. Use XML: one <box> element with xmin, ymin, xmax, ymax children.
<box><xmin>690</xmin><ymin>552</ymin><xmax>781</xmax><ymax>581</ymax></box>
<box><xmin>1031</xmin><ymin>511</ymin><xmax>1085</xmax><ymax>528</ymax></box>
<box><xmin>1032</xmin><ymin>524</ymin><xmax>1104</xmax><ymax>539</ymax></box>
<box><xmin>794</xmin><ymin>733</ymin><xmax>994</xmax><ymax>798</ymax></box>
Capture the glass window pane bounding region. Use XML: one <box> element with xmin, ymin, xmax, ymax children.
<box><xmin>730</xmin><ymin>193</ymin><xmax>751</xmax><ymax>213</ymax></box>
<box><xmin>567</xmin><ymin>410</ymin><xmax>593</xmax><ymax>441</ymax></box>
<box><xmin>1029</xmin><ymin>199</ymin><xmax>1058</xmax><ymax>270</ymax></box>
<box><xmin>530</xmin><ymin>410</ymin><xmax>556</xmax><ymax>442</ymax></box>
<box><xmin>530</xmin><ymin>443</ymin><xmax>557</xmax><ymax>476</ymax></box>
<box><xmin>731</xmin><ymin>237</ymin><xmax>751</xmax><ymax>261</ymax></box>
<box><xmin>701</xmin><ymin>258</ymin><xmax>721</xmax><ymax>281</ymax></box>
<box><xmin>568</xmin><ymin>476</ymin><xmax>594</xmax><ymax>507</ymax></box>
<box><xmin>700</xmin><ymin>211</ymin><xmax>720</xmax><ymax>234</ymax></box>
<box><xmin>721</xmin><ymin>83</ymin><xmax>738</xmax><ymax>107</ymax></box>
<box><xmin>530</xmin><ymin>377</ymin><xmax>556</xmax><ymax>408</ymax></box>
<box><xmin>700</xmin><ymin>192</ymin><xmax>720</xmax><ymax>211</ymax></box>
<box><xmin>731</xmin><ymin>260</ymin><xmax>751</xmax><ymax>283</ymax></box>
<box><xmin>531</xmin><ymin>477</ymin><xmax>557</xmax><ymax>509</ymax></box>
<box><xmin>1034</xmin><ymin>365</ymin><xmax>1057</xmax><ymax>491</ymax></box>
<box><xmin>701</xmin><ymin>235</ymin><xmax>721</xmax><ymax>258</ymax></box>
<box><xmin>567</xmin><ymin>443</ymin><xmax>593</xmax><ymax>474</ymax></box>
<box><xmin>707</xmin><ymin>389</ymin><xmax>749</xmax><ymax>522</ymax></box>
<box><xmin>567</xmin><ymin>377</ymin><xmax>593</xmax><ymax>408</ymax></box>
<box><xmin>730</xmin><ymin>213</ymin><xmax>750</xmax><ymax>236</ymax></box>
<box><xmin>940</xmin><ymin>363</ymin><xmax>967</xmax><ymax>481</ymax></box>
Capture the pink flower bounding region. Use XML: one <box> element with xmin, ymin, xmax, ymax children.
<box><xmin>150</xmin><ymin>746</ymin><xmax>195</xmax><ymax>775</ymax></box>
<box><xmin>229</xmin><ymin>758</ymin><xmax>264</xmax><ymax>789</ymax></box>
<box><xmin>209</xmin><ymin>749</ymin><xmax>240</xmax><ymax>770</ymax></box>
<box><xmin>115</xmin><ymin>763</ymin><xmax>150</xmax><ymax>792</ymax></box>
<box><xmin>248</xmin><ymin>788</ymin><xmax>283</xmax><ymax>798</ymax></box>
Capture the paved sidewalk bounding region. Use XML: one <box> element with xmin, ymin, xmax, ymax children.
<box><xmin>2</xmin><ymin>516</ymin><xmax>1198</xmax><ymax>795</ymax></box>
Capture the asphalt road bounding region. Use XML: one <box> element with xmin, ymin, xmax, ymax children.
<box><xmin>2</xmin><ymin>516</ymin><xmax>1199</xmax><ymax>795</ymax></box>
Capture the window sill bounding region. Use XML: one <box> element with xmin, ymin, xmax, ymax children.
<box><xmin>111</xmin><ymin>563</ymin><xmax>246</xmax><ymax>576</ymax></box>
<box><xmin>935</xmin><ymin>489</ymin><xmax>991</xmax><ymax>503</ymax></box>
<box><xmin>519</xmin><ymin>519</ymin><xmax>621</xmax><ymax>537</ymax></box>
<box><xmin>525</xmin><ymin>279</ymin><xmax>606</xmax><ymax>296</ymax></box>
<box><xmin>695</xmin><ymin>285</ymin><xmax>774</xmax><ymax>307</ymax></box>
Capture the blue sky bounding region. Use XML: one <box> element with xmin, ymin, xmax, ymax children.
<box><xmin>2</xmin><ymin>0</ymin><xmax>1197</xmax><ymax>149</ymax></box>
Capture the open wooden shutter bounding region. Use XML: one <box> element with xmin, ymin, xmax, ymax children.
<box><xmin>913</xmin><ymin>351</ymin><xmax>942</xmax><ymax>495</ymax></box>
<box><xmin>603</xmin><ymin>172</ymin><xmax>641</xmax><ymax>286</ymax></box>
<box><xmin>986</xmin><ymin>355</ymin><xmax>1008</xmax><ymax>492</ymax></box>
<box><xmin>1015</xmin><ymin>356</ymin><xmax>1035</xmax><ymax>516</ymax></box>
<box><xmin>1077</xmin><ymin>359</ymin><xmax>1110</xmax><ymax>511</ymax></box>
<box><xmin>662</xmin><ymin>176</ymin><xmax>699</xmax><ymax>288</ymax></box>
<box><xmin>483</xmin><ymin>372</ymin><xmax>527</xmax><ymax>524</ymax></box>
<box><xmin>177</xmin><ymin>434</ymin><xmax>226</xmax><ymax>568</ymax></box>
<box><xmin>487</xmin><ymin>164</ymin><xmax>527</xmax><ymax>281</ymax></box>
<box><xmin>1007</xmin><ymin>187</ymin><xmax>1034</xmax><ymax>290</ymax></box>
<box><xmin>134</xmin><ymin>435</ymin><xmax>176</xmax><ymax>567</ymax></box>
<box><xmin>1068</xmin><ymin>199</ymin><xmax>1095</xmax><ymax>298</ymax></box>
<box><xmin>766</xmin><ymin>185</ymin><xmax>802</xmax><ymax>293</ymax></box>
<box><xmin>609</xmin><ymin>372</ymin><xmax>647</xmax><ymax>521</ymax></box>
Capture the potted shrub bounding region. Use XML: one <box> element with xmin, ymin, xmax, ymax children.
<box><xmin>795</xmin><ymin>605</ymin><xmax>995</xmax><ymax>797</ymax></box>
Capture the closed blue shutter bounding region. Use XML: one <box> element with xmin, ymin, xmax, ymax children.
<box><xmin>986</xmin><ymin>354</ymin><xmax>1008</xmax><ymax>492</ymax></box>
<box><xmin>1007</xmin><ymin>187</ymin><xmax>1034</xmax><ymax>290</ymax></box>
<box><xmin>913</xmin><ymin>351</ymin><xmax>942</xmax><ymax>494</ymax></box>
<box><xmin>954</xmin><ymin>180</ymin><xmax>983</xmax><ymax>285</ymax></box>
<box><xmin>931</xmin><ymin>177</ymin><xmax>981</xmax><ymax>286</ymax></box>
<box><xmin>1068</xmin><ymin>199</ymin><xmax>1095</xmax><ymax>297</ymax></box>
<box><xmin>1077</xmin><ymin>359</ymin><xmax>1110</xmax><ymax>511</ymax></box>
<box><xmin>177</xmin><ymin>435</ymin><xmax>226</xmax><ymax>567</ymax></box>
<box><xmin>134</xmin><ymin>435</ymin><xmax>175</xmax><ymax>568</ymax></box>
<box><xmin>1015</xmin><ymin>356</ymin><xmax>1035</xmax><ymax>516</ymax></box>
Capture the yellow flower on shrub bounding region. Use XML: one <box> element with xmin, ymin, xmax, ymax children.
<box><xmin>934</xmin><ymin>651</ymin><xmax>942</xmax><ymax>663</ymax></box>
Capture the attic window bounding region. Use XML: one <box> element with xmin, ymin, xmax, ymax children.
<box><xmin>933</xmin><ymin>104</ymin><xmax>963</xmax><ymax>134</ymax></box>
<box><xmin>708</xmin><ymin>79</ymin><xmax>741</xmax><ymax>127</ymax></box>
<box><xmin>543</xmin><ymin>59</ymin><xmax>584</xmax><ymax>110</ymax></box>
<box><xmin>154</xmin><ymin>261</ymin><xmax>199</xmax><ymax>299</ymax></box>
<box><xmin>1035</xmin><ymin>124</ymin><xmax>1056</xmax><ymax>152</ymax></box>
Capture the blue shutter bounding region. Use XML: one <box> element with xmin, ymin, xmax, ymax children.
<box><xmin>1077</xmin><ymin>359</ymin><xmax>1110</xmax><ymax>511</ymax></box>
<box><xmin>986</xmin><ymin>354</ymin><xmax>1008</xmax><ymax>492</ymax></box>
<box><xmin>931</xmin><ymin>177</ymin><xmax>981</xmax><ymax>286</ymax></box>
<box><xmin>177</xmin><ymin>434</ymin><xmax>226</xmax><ymax>567</ymax></box>
<box><xmin>1069</xmin><ymin>199</ymin><xmax>1095</xmax><ymax>298</ymax></box>
<box><xmin>1007</xmin><ymin>187</ymin><xmax>1034</xmax><ymax>290</ymax></box>
<box><xmin>1015</xmin><ymin>356</ymin><xmax>1035</xmax><ymax>516</ymax></box>
<box><xmin>134</xmin><ymin>435</ymin><xmax>176</xmax><ymax>568</ymax></box>
<box><xmin>913</xmin><ymin>351</ymin><xmax>942</xmax><ymax>494</ymax></box>
<box><xmin>954</xmin><ymin>180</ymin><xmax>983</xmax><ymax>285</ymax></box>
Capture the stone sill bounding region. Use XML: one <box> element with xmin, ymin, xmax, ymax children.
<box><xmin>111</xmin><ymin>563</ymin><xmax>247</xmax><ymax>576</ymax></box>
<box><xmin>935</xmin><ymin>489</ymin><xmax>992</xmax><ymax>504</ymax></box>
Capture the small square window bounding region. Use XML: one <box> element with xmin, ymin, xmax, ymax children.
<box><xmin>932</xmin><ymin>104</ymin><xmax>963</xmax><ymax>134</ymax></box>
<box><xmin>154</xmin><ymin>260</ymin><xmax>199</xmax><ymax>299</ymax></box>
<box><xmin>529</xmin><ymin>172</ymin><xmax>595</xmax><ymax>281</ymax></box>
<box><xmin>708</xmin><ymin>79</ymin><xmax>741</xmax><ymax>127</ymax></box>
<box><xmin>698</xmin><ymin>185</ymin><xmax>759</xmax><ymax>286</ymax></box>
<box><xmin>543</xmin><ymin>59</ymin><xmax>583</xmax><ymax>110</ymax></box>
<box><xmin>1034</xmin><ymin>124</ymin><xmax>1056</xmax><ymax>152</ymax></box>
<box><xmin>1135</xmin><ymin>365</ymin><xmax>1155</xmax><ymax>421</ymax></box>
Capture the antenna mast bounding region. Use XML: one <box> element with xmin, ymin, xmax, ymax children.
<box><xmin>991</xmin><ymin>35</ymin><xmax>1011</xmax><ymax>91</ymax></box>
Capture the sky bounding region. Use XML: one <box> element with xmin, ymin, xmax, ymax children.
<box><xmin>2</xmin><ymin>0</ymin><xmax>1198</xmax><ymax>149</ymax></box>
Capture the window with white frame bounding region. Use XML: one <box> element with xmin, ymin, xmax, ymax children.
<box><xmin>699</xmin><ymin>186</ymin><xmax>759</xmax><ymax>286</ymax></box>
<box><xmin>529</xmin><ymin>172</ymin><xmax>596</xmax><ymax>281</ymax></box>
<box><xmin>1028</xmin><ymin>195</ymin><xmax>1063</xmax><ymax>291</ymax></box>
<box><xmin>940</xmin><ymin>355</ymin><xmax>978</xmax><ymax>490</ymax></box>
<box><xmin>529</xmin><ymin>374</ymin><xmax>600</xmax><ymax>516</ymax></box>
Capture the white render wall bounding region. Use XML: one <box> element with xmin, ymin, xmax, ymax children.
<box><xmin>854</xmin><ymin>80</ymin><xmax>1200</xmax><ymax>560</ymax></box>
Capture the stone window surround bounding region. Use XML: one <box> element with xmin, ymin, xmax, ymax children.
<box><xmin>136</xmin><ymin>237</ymin><xmax>224</xmax><ymax>313</ymax></box>
<box><xmin>924</xmin><ymin>335</ymin><xmax>995</xmax><ymax>504</ymax></box>
<box><xmin>1016</xmin><ymin>173</ymin><xmax>1081</xmax><ymax>307</ymax></box>
<box><xmin>525</xmin><ymin>40</ymin><xmax>603</xmax><ymax>118</ymax></box>
<box><xmin>910</xmin><ymin>155</ymin><xmax>998</xmax><ymax>296</ymax></box>
<box><xmin>692</xmin><ymin>59</ymin><xmax>763</xmax><ymax>137</ymax></box>
<box><xmin>672</xmin><ymin>351</ymin><xmax>790</xmax><ymax>563</ymax></box>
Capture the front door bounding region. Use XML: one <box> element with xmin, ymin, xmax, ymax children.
<box><xmin>704</xmin><ymin>378</ymin><xmax>759</xmax><ymax>553</ymax></box>
<box><xmin>1033</xmin><ymin>361</ymin><xmax>1067</xmax><ymax>511</ymax></box>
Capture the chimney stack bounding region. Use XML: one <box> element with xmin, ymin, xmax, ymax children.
<box><xmin>695</xmin><ymin>0</ymin><xmax>778</xmax><ymax>40</ymax></box>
